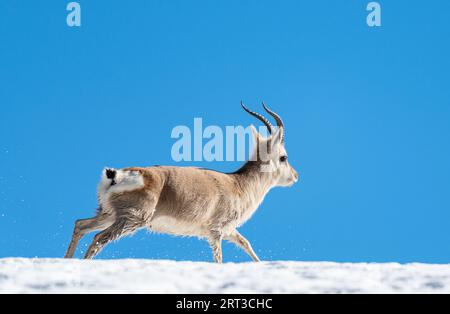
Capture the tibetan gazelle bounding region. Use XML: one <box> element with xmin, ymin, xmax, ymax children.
<box><xmin>65</xmin><ymin>103</ymin><xmax>298</xmax><ymax>262</ymax></box>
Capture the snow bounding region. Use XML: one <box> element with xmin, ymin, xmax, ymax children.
<box><xmin>0</xmin><ymin>258</ymin><xmax>450</xmax><ymax>293</ymax></box>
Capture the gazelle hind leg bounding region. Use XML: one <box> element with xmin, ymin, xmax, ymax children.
<box><xmin>225</xmin><ymin>230</ymin><xmax>260</xmax><ymax>262</ymax></box>
<box><xmin>65</xmin><ymin>215</ymin><xmax>114</xmax><ymax>258</ymax></box>
<box><xmin>84</xmin><ymin>193</ymin><xmax>160</xmax><ymax>259</ymax></box>
<box><xmin>84</xmin><ymin>218</ymin><xmax>143</xmax><ymax>259</ymax></box>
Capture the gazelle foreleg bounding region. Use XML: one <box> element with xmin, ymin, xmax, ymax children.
<box><xmin>208</xmin><ymin>231</ymin><xmax>223</xmax><ymax>264</ymax></box>
<box><xmin>226</xmin><ymin>230</ymin><xmax>260</xmax><ymax>262</ymax></box>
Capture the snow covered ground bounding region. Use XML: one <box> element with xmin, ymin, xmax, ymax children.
<box><xmin>0</xmin><ymin>258</ymin><xmax>450</xmax><ymax>293</ymax></box>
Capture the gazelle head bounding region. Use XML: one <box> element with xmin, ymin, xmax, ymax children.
<box><xmin>242</xmin><ymin>102</ymin><xmax>299</xmax><ymax>187</ymax></box>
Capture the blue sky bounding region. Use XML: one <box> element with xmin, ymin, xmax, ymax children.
<box><xmin>1</xmin><ymin>1</ymin><xmax>449</xmax><ymax>263</ymax></box>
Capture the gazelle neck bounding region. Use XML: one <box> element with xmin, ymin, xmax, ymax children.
<box><xmin>232</xmin><ymin>160</ymin><xmax>275</xmax><ymax>204</ymax></box>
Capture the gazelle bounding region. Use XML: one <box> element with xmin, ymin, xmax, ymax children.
<box><xmin>65</xmin><ymin>103</ymin><xmax>298</xmax><ymax>262</ymax></box>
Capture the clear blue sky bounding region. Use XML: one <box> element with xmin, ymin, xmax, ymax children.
<box><xmin>1</xmin><ymin>1</ymin><xmax>449</xmax><ymax>263</ymax></box>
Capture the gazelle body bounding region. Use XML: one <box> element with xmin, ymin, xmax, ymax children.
<box><xmin>65</xmin><ymin>103</ymin><xmax>298</xmax><ymax>262</ymax></box>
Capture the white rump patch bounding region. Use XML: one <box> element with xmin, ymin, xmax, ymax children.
<box><xmin>98</xmin><ymin>168</ymin><xmax>145</xmax><ymax>204</ymax></box>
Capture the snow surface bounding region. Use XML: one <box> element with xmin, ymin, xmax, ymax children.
<box><xmin>1</xmin><ymin>258</ymin><xmax>450</xmax><ymax>293</ymax></box>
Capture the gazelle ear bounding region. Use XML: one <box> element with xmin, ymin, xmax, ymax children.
<box><xmin>271</xmin><ymin>127</ymin><xmax>283</xmax><ymax>149</ymax></box>
<box><xmin>248</xmin><ymin>125</ymin><xmax>263</xmax><ymax>161</ymax></box>
<box><xmin>250</xmin><ymin>124</ymin><xmax>260</xmax><ymax>141</ymax></box>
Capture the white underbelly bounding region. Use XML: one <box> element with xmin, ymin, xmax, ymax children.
<box><xmin>148</xmin><ymin>216</ymin><xmax>207</xmax><ymax>237</ymax></box>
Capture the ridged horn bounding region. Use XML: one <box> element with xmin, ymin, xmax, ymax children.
<box><xmin>241</xmin><ymin>101</ymin><xmax>274</xmax><ymax>134</ymax></box>
<box><xmin>262</xmin><ymin>102</ymin><xmax>285</xmax><ymax>143</ymax></box>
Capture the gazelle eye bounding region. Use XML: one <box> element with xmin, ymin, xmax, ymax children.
<box><xmin>280</xmin><ymin>156</ymin><xmax>288</xmax><ymax>162</ymax></box>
